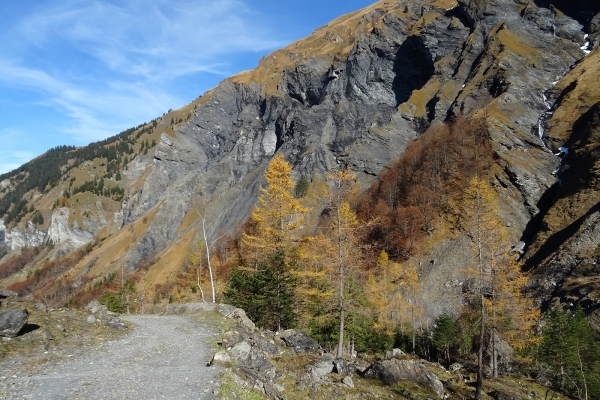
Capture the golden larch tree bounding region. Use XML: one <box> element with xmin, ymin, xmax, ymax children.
<box><xmin>243</xmin><ymin>154</ymin><xmax>310</xmax><ymax>262</ymax></box>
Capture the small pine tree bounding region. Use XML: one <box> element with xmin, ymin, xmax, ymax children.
<box><xmin>295</xmin><ymin>175</ymin><xmax>309</xmax><ymax>198</ymax></box>
<box><xmin>432</xmin><ymin>312</ymin><xmax>456</xmax><ymax>364</ymax></box>
<box><xmin>224</xmin><ymin>251</ymin><xmax>296</xmax><ymax>331</ymax></box>
<box><xmin>538</xmin><ymin>305</ymin><xmax>600</xmax><ymax>398</ymax></box>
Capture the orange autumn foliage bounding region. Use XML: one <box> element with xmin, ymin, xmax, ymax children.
<box><xmin>357</xmin><ymin>116</ymin><xmax>493</xmax><ymax>260</ymax></box>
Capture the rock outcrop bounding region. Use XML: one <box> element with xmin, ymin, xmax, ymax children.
<box><xmin>47</xmin><ymin>207</ymin><xmax>94</xmax><ymax>255</ymax></box>
<box><xmin>0</xmin><ymin>220</ymin><xmax>47</xmax><ymax>251</ymax></box>
<box><xmin>362</xmin><ymin>359</ymin><xmax>444</xmax><ymax>399</ymax></box>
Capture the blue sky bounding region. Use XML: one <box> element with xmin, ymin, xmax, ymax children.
<box><xmin>0</xmin><ymin>0</ymin><xmax>374</xmax><ymax>174</ymax></box>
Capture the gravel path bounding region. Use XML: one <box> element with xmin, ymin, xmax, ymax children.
<box><xmin>0</xmin><ymin>315</ymin><xmax>223</xmax><ymax>399</ymax></box>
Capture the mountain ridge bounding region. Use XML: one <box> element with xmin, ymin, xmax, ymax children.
<box><xmin>0</xmin><ymin>0</ymin><xmax>599</xmax><ymax>325</ymax></box>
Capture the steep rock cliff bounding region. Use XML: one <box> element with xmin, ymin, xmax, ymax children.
<box><xmin>1</xmin><ymin>0</ymin><xmax>599</xmax><ymax>318</ymax></box>
<box><xmin>119</xmin><ymin>0</ymin><xmax>591</xmax><ymax>272</ymax></box>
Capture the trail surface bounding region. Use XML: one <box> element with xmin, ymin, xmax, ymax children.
<box><xmin>0</xmin><ymin>315</ymin><xmax>222</xmax><ymax>399</ymax></box>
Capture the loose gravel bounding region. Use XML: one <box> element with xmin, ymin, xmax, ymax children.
<box><xmin>0</xmin><ymin>315</ymin><xmax>223</xmax><ymax>399</ymax></box>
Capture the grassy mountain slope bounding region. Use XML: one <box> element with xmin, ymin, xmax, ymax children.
<box><xmin>0</xmin><ymin>0</ymin><xmax>597</xmax><ymax>328</ymax></box>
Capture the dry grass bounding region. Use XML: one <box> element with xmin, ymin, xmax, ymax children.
<box><xmin>0</xmin><ymin>302</ymin><xmax>128</xmax><ymax>369</ymax></box>
<box><xmin>176</xmin><ymin>209</ymin><xmax>200</xmax><ymax>235</ymax></box>
<box><xmin>497</xmin><ymin>29</ymin><xmax>541</xmax><ymax>59</ymax></box>
<box><xmin>429</xmin><ymin>0</ymin><xmax>458</xmax><ymax>9</ymax></box>
<box><xmin>399</xmin><ymin>80</ymin><xmax>442</xmax><ymax>117</ymax></box>
<box><xmin>548</xmin><ymin>48</ymin><xmax>600</xmax><ymax>143</ymax></box>
<box><xmin>141</xmin><ymin>228</ymin><xmax>196</xmax><ymax>289</ymax></box>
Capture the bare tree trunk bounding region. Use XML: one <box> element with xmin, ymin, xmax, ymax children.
<box><xmin>336</xmin><ymin>207</ymin><xmax>345</xmax><ymax>359</ymax></box>
<box><xmin>201</xmin><ymin>216</ymin><xmax>216</xmax><ymax>303</ymax></box>
<box><xmin>475</xmin><ymin>293</ymin><xmax>485</xmax><ymax>399</ymax></box>
<box><xmin>197</xmin><ymin>268</ymin><xmax>205</xmax><ymax>302</ymax></box>
<box><xmin>412</xmin><ymin>301</ymin><xmax>416</xmax><ymax>354</ymax></box>
<box><xmin>577</xmin><ymin>344</ymin><xmax>588</xmax><ymax>400</ymax></box>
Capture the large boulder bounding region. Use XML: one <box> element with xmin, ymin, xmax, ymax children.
<box><xmin>210</xmin><ymin>351</ymin><xmax>232</xmax><ymax>366</ymax></box>
<box><xmin>221</xmin><ymin>329</ymin><xmax>248</xmax><ymax>348</ymax></box>
<box><xmin>0</xmin><ymin>308</ymin><xmax>28</xmax><ymax>338</ymax></box>
<box><xmin>217</xmin><ymin>305</ymin><xmax>256</xmax><ymax>332</ymax></box>
<box><xmin>362</xmin><ymin>359</ymin><xmax>444</xmax><ymax>399</ymax></box>
<box><xmin>306</xmin><ymin>353</ymin><xmax>335</xmax><ymax>381</ymax></box>
<box><xmin>281</xmin><ymin>329</ymin><xmax>320</xmax><ymax>354</ymax></box>
<box><xmin>85</xmin><ymin>299</ymin><xmax>107</xmax><ymax>315</ymax></box>
<box><xmin>230</xmin><ymin>341</ymin><xmax>252</xmax><ymax>364</ymax></box>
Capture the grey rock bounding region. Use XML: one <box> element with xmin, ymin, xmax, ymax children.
<box><xmin>385</xmin><ymin>348</ymin><xmax>405</xmax><ymax>359</ymax></box>
<box><xmin>102</xmin><ymin>317</ymin><xmax>127</xmax><ymax>330</ymax></box>
<box><xmin>281</xmin><ymin>329</ymin><xmax>320</xmax><ymax>354</ymax></box>
<box><xmin>0</xmin><ymin>308</ymin><xmax>28</xmax><ymax>338</ymax></box>
<box><xmin>34</xmin><ymin>303</ymin><xmax>47</xmax><ymax>312</ymax></box>
<box><xmin>86</xmin><ymin>315</ymin><xmax>96</xmax><ymax>324</ymax></box>
<box><xmin>342</xmin><ymin>375</ymin><xmax>354</xmax><ymax>389</ymax></box>
<box><xmin>210</xmin><ymin>351</ymin><xmax>232</xmax><ymax>366</ymax></box>
<box><xmin>221</xmin><ymin>330</ymin><xmax>248</xmax><ymax>348</ymax></box>
<box><xmin>333</xmin><ymin>358</ymin><xmax>350</xmax><ymax>375</ymax></box>
<box><xmin>247</xmin><ymin>334</ymin><xmax>280</xmax><ymax>355</ymax></box>
<box><xmin>306</xmin><ymin>355</ymin><xmax>334</xmax><ymax>381</ymax></box>
<box><xmin>362</xmin><ymin>359</ymin><xmax>444</xmax><ymax>399</ymax></box>
<box><xmin>263</xmin><ymin>382</ymin><xmax>284</xmax><ymax>399</ymax></box>
<box><xmin>218</xmin><ymin>306</ymin><xmax>256</xmax><ymax>332</ymax></box>
<box><xmin>0</xmin><ymin>289</ymin><xmax>17</xmax><ymax>299</ymax></box>
<box><xmin>448</xmin><ymin>362</ymin><xmax>463</xmax><ymax>372</ymax></box>
<box><xmin>490</xmin><ymin>391</ymin><xmax>518</xmax><ymax>400</ymax></box>
<box><xmin>245</xmin><ymin>347</ymin><xmax>275</xmax><ymax>375</ymax></box>
<box><xmin>230</xmin><ymin>341</ymin><xmax>252</xmax><ymax>363</ymax></box>
<box><xmin>85</xmin><ymin>300</ymin><xmax>106</xmax><ymax>315</ymax></box>
<box><xmin>56</xmin><ymin>324</ymin><xmax>65</xmax><ymax>332</ymax></box>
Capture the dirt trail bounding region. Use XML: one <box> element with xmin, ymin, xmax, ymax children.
<box><xmin>0</xmin><ymin>315</ymin><xmax>223</xmax><ymax>399</ymax></box>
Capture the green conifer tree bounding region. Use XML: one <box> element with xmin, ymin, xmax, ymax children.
<box><xmin>539</xmin><ymin>305</ymin><xmax>600</xmax><ymax>399</ymax></box>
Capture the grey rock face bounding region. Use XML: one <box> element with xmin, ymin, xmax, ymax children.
<box><xmin>48</xmin><ymin>207</ymin><xmax>94</xmax><ymax>254</ymax></box>
<box><xmin>363</xmin><ymin>359</ymin><xmax>444</xmax><ymax>398</ymax></box>
<box><xmin>111</xmin><ymin>0</ymin><xmax>590</xmax><ymax>276</ymax></box>
<box><xmin>333</xmin><ymin>358</ymin><xmax>350</xmax><ymax>375</ymax></box>
<box><xmin>1</xmin><ymin>219</ymin><xmax>47</xmax><ymax>251</ymax></box>
<box><xmin>0</xmin><ymin>308</ymin><xmax>28</xmax><ymax>338</ymax></box>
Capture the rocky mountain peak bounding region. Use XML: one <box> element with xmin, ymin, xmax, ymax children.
<box><xmin>0</xmin><ymin>0</ymin><xmax>599</xmax><ymax>323</ymax></box>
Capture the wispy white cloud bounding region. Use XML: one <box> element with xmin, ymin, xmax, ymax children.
<box><xmin>0</xmin><ymin>130</ymin><xmax>37</xmax><ymax>174</ymax></box>
<box><xmin>0</xmin><ymin>0</ymin><xmax>288</xmax><ymax>146</ymax></box>
<box><xmin>15</xmin><ymin>0</ymin><xmax>286</xmax><ymax>81</ymax></box>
